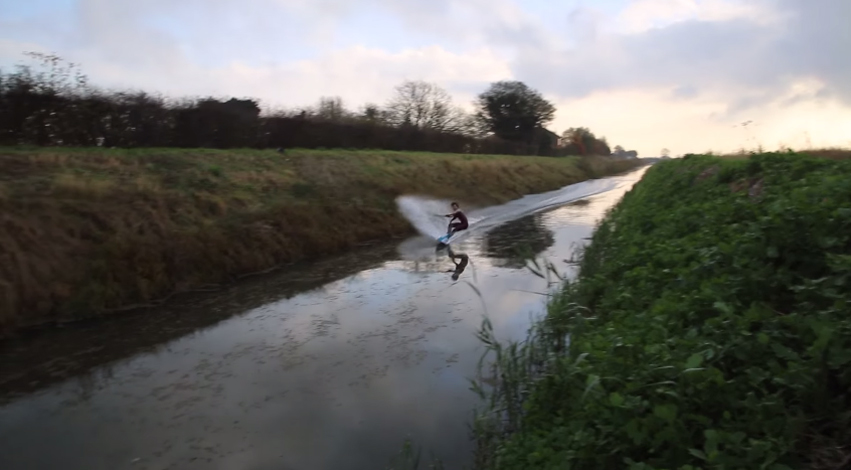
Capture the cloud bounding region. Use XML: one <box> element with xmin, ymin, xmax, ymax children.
<box><xmin>613</xmin><ymin>0</ymin><xmax>779</xmax><ymax>33</ymax></box>
<box><xmin>0</xmin><ymin>0</ymin><xmax>849</xmax><ymax>157</ymax></box>
<box><xmin>515</xmin><ymin>0</ymin><xmax>850</xmax><ymax>107</ymax></box>
<box><xmin>550</xmin><ymin>84</ymin><xmax>851</xmax><ymax>156</ymax></box>
<box><xmin>5</xmin><ymin>0</ymin><xmax>847</xmax><ymax>107</ymax></box>
<box><xmin>76</xmin><ymin>43</ymin><xmax>510</xmax><ymax>112</ymax></box>
<box><xmin>1</xmin><ymin>0</ymin><xmax>514</xmax><ymax>108</ymax></box>
<box><xmin>0</xmin><ymin>39</ymin><xmax>49</xmax><ymax>59</ymax></box>
<box><xmin>501</xmin><ymin>0</ymin><xmax>851</xmax><ymax>155</ymax></box>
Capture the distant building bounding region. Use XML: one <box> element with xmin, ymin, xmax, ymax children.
<box><xmin>530</xmin><ymin>127</ymin><xmax>561</xmax><ymax>155</ymax></box>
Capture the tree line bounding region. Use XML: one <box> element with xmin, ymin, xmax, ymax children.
<box><xmin>0</xmin><ymin>52</ymin><xmax>637</xmax><ymax>157</ymax></box>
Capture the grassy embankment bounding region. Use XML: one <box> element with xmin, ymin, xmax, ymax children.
<box><xmin>0</xmin><ymin>147</ymin><xmax>642</xmax><ymax>336</ymax></box>
<box><xmin>472</xmin><ymin>151</ymin><xmax>851</xmax><ymax>470</ymax></box>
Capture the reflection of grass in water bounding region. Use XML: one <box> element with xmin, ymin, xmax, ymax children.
<box><xmin>386</xmin><ymin>439</ymin><xmax>445</xmax><ymax>470</ymax></box>
<box><xmin>386</xmin><ymin>245</ymin><xmax>575</xmax><ymax>470</ymax></box>
<box><xmin>467</xmin><ymin>245</ymin><xmax>580</xmax><ymax>470</ymax></box>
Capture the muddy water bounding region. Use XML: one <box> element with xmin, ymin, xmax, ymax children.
<box><xmin>0</xmin><ymin>167</ymin><xmax>648</xmax><ymax>470</ymax></box>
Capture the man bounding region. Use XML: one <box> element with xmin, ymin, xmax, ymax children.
<box><xmin>444</xmin><ymin>202</ymin><xmax>468</xmax><ymax>237</ymax></box>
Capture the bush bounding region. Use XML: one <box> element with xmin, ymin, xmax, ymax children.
<box><xmin>474</xmin><ymin>153</ymin><xmax>851</xmax><ymax>470</ymax></box>
<box><xmin>0</xmin><ymin>53</ymin><xmax>552</xmax><ymax>156</ymax></box>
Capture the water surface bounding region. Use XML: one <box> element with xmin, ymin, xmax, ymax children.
<box><xmin>0</xmin><ymin>167</ymin><xmax>648</xmax><ymax>470</ymax></box>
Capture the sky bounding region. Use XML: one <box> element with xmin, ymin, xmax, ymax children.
<box><xmin>1</xmin><ymin>0</ymin><xmax>849</xmax><ymax>157</ymax></box>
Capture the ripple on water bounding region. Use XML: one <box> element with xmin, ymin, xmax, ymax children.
<box><xmin>0</xmin><ymin>167</ymin><xmax>650</xmax><ymax>470</ymax></box>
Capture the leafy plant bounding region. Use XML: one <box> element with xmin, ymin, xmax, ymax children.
<box><xmin>471</xmin><ymin>152</ymin><xmax>851</xmax><ymax>470</ymax></box>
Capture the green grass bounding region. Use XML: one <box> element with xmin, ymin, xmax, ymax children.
<box><xmin>471</xmin><ymin>152</ymin><xmax>851</xmax><ymax>470</ymax></box>
<box><xmin>0</xmin><ymin>146</ymin><xmax>643</xmax><ymax>336</ymax></box>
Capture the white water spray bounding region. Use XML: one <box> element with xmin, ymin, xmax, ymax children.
<box><xmin>395</xmin><ymin>195</ymin><xmax>455</xmax><ymax>240</ymax></box>
<box><xmin>395</xmin><ymin>177</ymin><xmax>623</xmax><ymax>245</ymax></box>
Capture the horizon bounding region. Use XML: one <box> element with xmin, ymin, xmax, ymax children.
<box><xmin>1</xmin><ymin>0</ymin><xmax>849</xmax><ymax>157</ymax></box>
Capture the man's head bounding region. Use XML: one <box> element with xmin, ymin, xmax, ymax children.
<box><xmin>451</xmin><ymin>202</ymin><xmax>459</xmax><ymax>211</ymax></box>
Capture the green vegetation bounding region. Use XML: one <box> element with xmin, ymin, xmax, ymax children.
<box><xmin>472</xmin><ymin>152</ymin><xmax>851</xmax><ymax>470</ymax></box>
<box><xmin>0</xmin><ymin>146</ymin><xmax>642</xmax><ymax>336</ymax></box>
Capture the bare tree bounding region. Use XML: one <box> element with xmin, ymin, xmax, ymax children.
<box><xmin>385</xmin><ymin>80</ymin><xmax>462</xmax><ymax>132</ymax></box>
<box><xmin>455</xmin><ymin>111</ymin><xmax>490</xmax><ymax>138</ymax></box>
<box><xmin>314</xmin><ymin>96</ymin><xmax>349</xmax><ymax>121</ymax></box>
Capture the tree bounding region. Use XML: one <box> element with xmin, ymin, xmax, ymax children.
<box><xmin>385</xmin><ymin>80</ymin><xmax>462</xmax><ymax>132</ymax></box>
<box><xmin>594</xmin><ymin>136</ymin><xmax>612</xmax><ymax>156</ymax></box>
<box><xmin>314</xmin><ymin>96</ymin><xmax>349</xmax><ymax>121</ymax></box>
<box><xmin>474</xmin><ymin>81</ymin><xmax>555</xmax><ymax>143</ymax></box>
<box><xmin>359</xmin><ymin>103</ymin><xmax>391</xmax><ymax>125</ymax></box>
<box><xmin>456</xmin><ymin>112</ymin><xmax>490</xmax><ymax>138</ymax></box>
<box><xmin>561</xmin><ymin>127</ymin><xmax>610</xmax><ymax>156</ymax></box>
<box><xmin>661</xmin><ymin>148</ymin><xmax>670</xmax><ymax>157</ymax></box>
<box><xmin>0</xmin><ymin>52</ymin><xmax>94</xmax><ymax>145</ymax></box>
<box><xmin>612</xmin><ymin>145</ymin><xmax>637</xmax><ymax>158</ymax></box>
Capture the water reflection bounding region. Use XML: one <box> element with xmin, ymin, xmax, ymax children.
<box><xmin>0</xmin><ymin>243</ymin><xmax>400</xmax><ymax>404</ymax></box>
<box><xmin>0</xmin><ymin>167</ymin><xmax>650</xmax><ymax>470</ymax></box>
<box><xmin>481</xmin><ymin>212</ymin><xmax>555</xmax><ymax>268</ymax></box>
<box><xmin>445</xmin><ymin>246</ymin><xmax>470</xmax><ymax>281</ymax></box>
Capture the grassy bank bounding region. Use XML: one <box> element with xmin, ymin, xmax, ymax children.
<box><xmin>472</xmin><ymin>152</ymin><xmax>851</xmax><ymax>469</ymax></box>
<box><xmin>0</xmin><ymin>147</ymin><xmax>642</xmax><ymax>336</ymax></box>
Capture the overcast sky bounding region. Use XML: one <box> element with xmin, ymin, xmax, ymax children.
<box><xmin>1</xmin><ymin>0</ymin><xmax>849</xmax><ymax>156</ymax></box>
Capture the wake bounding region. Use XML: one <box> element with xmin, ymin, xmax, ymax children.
<box><xmin>395</xmin><ymin>177</ymin><xmax>624</xmax><ymax>245</ymax></box>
